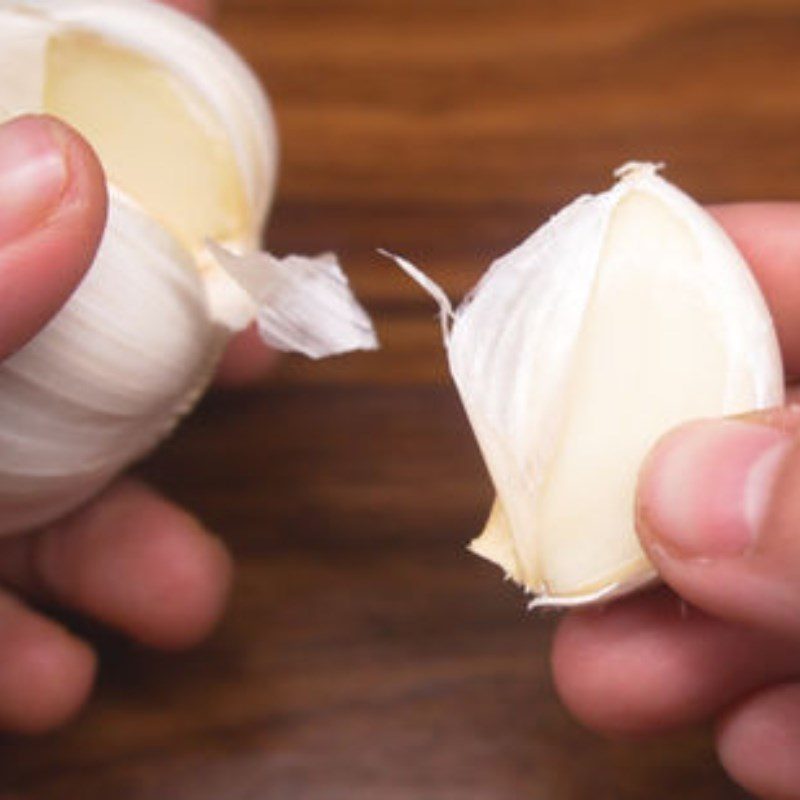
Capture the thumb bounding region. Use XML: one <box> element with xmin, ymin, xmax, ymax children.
<box><xmin>637</xmin><ymin>407</ymin><xmax>800</xmax><ymax>638</ymax></box>
<box><xmin>0</xmin><ymin>115</ymin><xmax>107</xmax><ymax>360</ymax></box>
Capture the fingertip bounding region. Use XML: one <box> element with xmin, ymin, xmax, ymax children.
<box><xmin>36</xmin><ymin>481</ymin><xmax>233</xmax><ymax>651</ymax></box>
<box><xmin>0</xmin><ymin>115</ymin><xmax>107</xmax><ymax>357</ymax></box>
<box><xmin>716</xmin><ymin>683</ymin><xmax>800</xmax><ymax>800</ymax></box>
<box><xmin>551</xmin><ymin>610</ymin><xmax>611</xmax><ymax>733</ymax></box>
<box><xmin>0</xmin><ymin>604</ymin><xmax>96</xmax><ymax>734</ymax></box>
<box><xmin>9</xmin><ymin>637</ymin><xmax>96</xmax><ymax>735</ymax></box>
<box><xmin>552</xmin><ymin>602</ymin><xmax>670</xmax><ymax>736</ymax></box>
<box><xmin>635</xmin><ymin>416</ymin><xmax>800</xmax><ymax>637</ymax></box>
<box><xmin>551</xmin><ymin>590</ymin><xmax>786</xmax><ymax>737</ymax></box>
<box><xmin>126</xmin><ymin>508</ymin><xmax>233</xmax><ymax>650</ymax></box>
<box><xmin>636</xmin><ymin>419</ymin><xmax>791</xmax><ymax>561</ymax></box>
<box><xmin>49</xmin><ymin>114</ymin><xmax>108</xmax><ymax>244</ymax></box>
<box><xmin>215</xmin><ymin>324</ymin><xmax>280</xmax><ymax>388</ymax></box>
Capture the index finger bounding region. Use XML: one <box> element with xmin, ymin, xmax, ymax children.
<box><xmin>711</xmin><ymin>203</ymin><xmax>800</xmax><ymax>380</ymax></box>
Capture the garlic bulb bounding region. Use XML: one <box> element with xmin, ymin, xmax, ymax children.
<box><xmin>0</xmin><ymin>0</ymin><xmax>377</xmax><ymax>534</ymax></box>
<box><xmin>389</xmin><ymin>163</ymin><xmax>783</xmax><ymax>606</ymax></box>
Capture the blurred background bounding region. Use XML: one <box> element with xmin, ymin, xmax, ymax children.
<box><xmin>4</xmin><ymin>0</ymin><xmax>800</xmax><ymax>796</ymax></box>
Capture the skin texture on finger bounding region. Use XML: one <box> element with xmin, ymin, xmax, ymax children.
<box><xmin>0</xmin><ymin>481</ymin><xmax>232</xmax><ymax>650</ymax></box>
<box><xmin>711</xmin><ymin>204</ymin><xmax>800</xmax><ymax>381</ymax></box>
<box><xmin>0</xmin><ymin>589</ymin><xmax>96</xmax><ymax>733</ymax></box>
<box><xmin>0</xmin><ymin>116</ymin><xmax>107</xmax><ymax>360</ymax></box>
<box><xmin>552</xmin><ymin>589</ymin><xmax>800</xmax><ymax>737</ymax></box>
<box><xmin>637</xmin><ymin>411</ymin><xmax>800</xmax><ymax>640</ymax></box>
<box><xmin>717</xmin><ymin>682</ymin><xmax>800</xmax><ymax>800</ymax></box>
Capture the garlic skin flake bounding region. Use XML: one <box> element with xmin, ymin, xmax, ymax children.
<box><xmin>0</xmin><ymin>0</ymin><xmax>377</xmax><ymax>535</ymax></box>
<box><xmin>393</xmin><ymin>163</ymin><xmax>783</xmax><ymax>606</ymax></box>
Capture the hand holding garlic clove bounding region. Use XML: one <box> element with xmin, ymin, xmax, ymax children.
<box><xmin>549</xmin><ymin>203</ymin><xmax>800</xmax><ymax>799</ymax></box>
<box><xmin>391</xmin><ymin>163</ymin><xmax>784</xmax><ymax>606</ymax></box>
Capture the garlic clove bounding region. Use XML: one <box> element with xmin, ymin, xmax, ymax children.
<box><xmin>45</xmin><ymin>29</ymin><xmax>251</xmax><ymax>254</ymax></box>
<box><xmin>391</xmin><ymin>163</ymin><xmax>784</xmax><ymax>606</ymax></box>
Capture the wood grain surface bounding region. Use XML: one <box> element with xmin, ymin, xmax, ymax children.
<box><xmin>4</xmin><ymin>0</ymin><xmax>800</xmax><ymax>796</ymax></box>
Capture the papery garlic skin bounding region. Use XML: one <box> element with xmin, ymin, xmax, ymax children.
<box><xmin>0</xmin><ymin>0</ymin><xmax>377</xmax><ymax>534</ymax></box>
<box><xmin>0</xmin><ymin>195</ymin><xmax>222</xmax><ymax>533</ymax></box>
<box><xmin>392</xmin><ymin>163</ymin><xmax>783</xmax><ymax>606</ymax></box>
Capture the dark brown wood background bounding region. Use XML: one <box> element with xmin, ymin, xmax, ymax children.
<box><xmin>4</xmin><ymin>0</ymin><xmax>800</xmax><ymax>796</ymax></box>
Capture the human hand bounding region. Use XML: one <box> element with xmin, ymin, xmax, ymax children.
<box><xmin>552</xmin><ymin>202</ymin><xmax>800</xmax><ymax>799</ymax></box>
<box><xmin>0</xmin><ymin>0</ymin><xmax>274</xmax><ymax>733</ymax></box>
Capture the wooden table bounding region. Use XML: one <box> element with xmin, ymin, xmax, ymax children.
<box><xmin>4</xmin><ymin>0</ymin><xmax>798</xmax><ymax>796</ymax></box>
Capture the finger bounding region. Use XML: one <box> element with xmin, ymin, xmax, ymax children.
<box><xmin>711</xmin><ymin>204</ymin><xmax>800</xmax><ymax>380</ymax></box>
<box><xmin>215</xmin><ymin>324</ymin><xmax>279</xmax><ymax>388</ymax></box>
<box><xmin>0</xmin><ymin>480</ymin><xmax>232</xmax><ymax>650</ymax></box>
<box><xmin>787</xmin><ymin>386</ymin><xmax>800</xmax><ymax>405</ymax></box>
<box><xmin>717</xmin><ymin>682</ymin><xmax>800</xmax><ymax>800</ymax></box>
<box><xmin>164</xmin><ymin>0</ymin><xmax>215</xmax><ymax>22</ymax></box>
<box><xmin>0</xmin><ymin>588</ymin><xmax>95</xmax><ymax>733</ymax></box>
<box><xmin>0</xmin><ymin>115</ymin><xmax>107</xmax><ymax>359</ymax></box>
<box><xmin>551</xmin><ymin>589</ymin><xmax>800</xmax><ymax>737</ymax></box>
<box><xmin>637</xmin><ymin>408</ymin><xmax>800</xmax><ymax>639</ymax></box>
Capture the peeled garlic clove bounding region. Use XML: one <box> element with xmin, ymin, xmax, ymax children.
<box><xmin>392</xmin><ymin>163</ymin><xmax>784</xmax><ymax>606</ymax></box>
<box><xmin>0</xmin><ymin>0</ymin><xmax>377</xmax><ymax>534</ymax></box>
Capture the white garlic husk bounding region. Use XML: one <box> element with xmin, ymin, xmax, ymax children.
<box><xmin>389</xmin><ymin>163</ymin><xmax>784</xmax><ymax>607</ymax></box>
<box><xmin>0</xmin><ymin>0</ymin><xmax>377</xmax><ymax>534</ymax></box>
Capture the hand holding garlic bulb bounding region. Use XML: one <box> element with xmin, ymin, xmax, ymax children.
<box><xmin>0</xmin><ymin>0</ymin><xmax>378</xmax><ymax>733</ymax></box>
<box><xmin>0</xmin><ymin>0</ymin><xmax>378</xmax><ymax>536</ymax></box>
<box><xmin>0</xmin><ymin>0</ymin><xmax>265</xmax><ymax>736</ymax></box>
